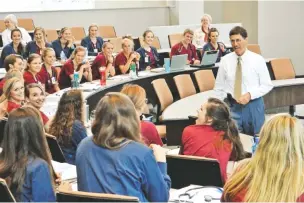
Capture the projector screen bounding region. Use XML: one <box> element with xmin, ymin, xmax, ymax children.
<box><xmin>0</xmin><ymin>0</ymin><xmax>95</xmax><ymax>12</ymax></box>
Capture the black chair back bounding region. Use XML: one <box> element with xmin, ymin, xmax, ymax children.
<box><xmin>167</xmin><ymin>154</ymin><xmax>223</xmax><ymax>189</ymax></box>
<box><xmin>0</xmin><ymin>178</ymin><xmax>16</xmax><ymax>202</ymax></box>
<box><xmin>56</xmin><ymin>191</ymin><xmax>139</xmax><ymax>202</ymax></box>
<box><xmin>0</xmin><ymin>118</ymin><xmax>8</xmax><ymax>146</ymax></box>
<box><xmin>46</xmin><ymin>136</ymin><xmax>66</xmax><ymax>163</ymax></box>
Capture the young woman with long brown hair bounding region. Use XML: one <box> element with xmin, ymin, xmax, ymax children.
<box><xmin>0</xmin><ymin>106</ymin><xmax>55</xmax><ymax>201</ymax></box>
<box><xmin>222</xmin><ymin>114</ymin><xmax>304</xmax><ymax>202</ymax></box>
<box><xmin>76</xmin><ymin>92</ymin><xmax>171</xmax><ymax>202</ymax></box>
<box><xmin>181</xmin><ymin>98</ymin><xmax>245</xmax><ymax>182</ymax></box>
<box><xmin>48</xmin><ymin>89</ymin><xmax>87</xmax><ymax>164</ymax></box>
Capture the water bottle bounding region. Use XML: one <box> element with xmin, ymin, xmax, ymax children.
<box><xmin>252</xmin><ymin>135</ymin><xmax>260</xmax><ymax>154</ymax></box>
<box><xmin>73</xmin><ymin>70</ymin><xmax>79</xmax><ymax>88</ymax></box>
<box><xmin>85</xmin><ymin>48</ymin><xmax>88</xmax><ymax>60</ymax></box>
<box><xmin>129</xmin><ymin>63</ymin><xmax>137</xmax><ymax>79</ymax></box>
<box><xmin>60</xmin><ymin>50</ymin><xmax>67</xmax><ymax>61</ymax></box>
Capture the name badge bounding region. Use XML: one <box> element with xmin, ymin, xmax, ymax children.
<box><xmin>51</xmin><ymin>77</ymin><xmax>56</xmax><ymax>84</ymax></box>
<box><xmin>145</xmin><ymin>56</ymin><xmax>149</xmax><ymax>63</ymax></box>
<box><xmin>94</xmin><ymin>49</ymin><xmax>98</xmax><ymax>53</ymax></box>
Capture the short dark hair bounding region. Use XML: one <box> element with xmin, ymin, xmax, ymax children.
<box><xmin>3</xmin><ymin>54</ymin><xmax>23</xmax><ymax>72</ymax></box>
<box><xmin>229</xmin><ymin>26</ymin><xmax>248</xmax><ymax>39</ymax></box>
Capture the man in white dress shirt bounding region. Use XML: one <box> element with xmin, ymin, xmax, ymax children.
<box><xmin>214</xmin><ymin>26</ymin><xmax>273</xmax><ymax>135</ymax></box>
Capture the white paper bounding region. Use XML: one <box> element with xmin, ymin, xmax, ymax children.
<box><xmin>51</xmin><ymin>160</ymin><xmax>77</xmax><ymax>181</ymax></box>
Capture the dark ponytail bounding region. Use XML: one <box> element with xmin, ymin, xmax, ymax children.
<box><xmin>207</xmin><ymin>98</ymin><xmax>245</xmax><ymax>161</ymax></box>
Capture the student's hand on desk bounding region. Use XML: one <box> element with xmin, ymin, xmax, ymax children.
<box><xmin>55</xmin><ymin>172</ymin><xmax>62</xmax><ymax>185</ymax></box>
<box><xmin>146</xmin><ymin>66</ymin><xmax>152</xmax><ymax>70</ymax></box>
<box><xmin>193</xmin><ymin>60</ymin><xmax>200</xmax><ymax>65</ymax></box>
<box><xmin>150</xmin><ymin>144</ymin><xmax>166</xmax><ymax>163</ymax></box>
<box><xmin>237</xmin><ymin>93</ymin><xmax>251</xmax><ymax>105</ymax></box>
<box><xmin>186</xmin><ymin>60</ymin><xmax>191</xmax><ymax>65</ymax></box>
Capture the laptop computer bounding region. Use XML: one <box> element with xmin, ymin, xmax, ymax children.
<box><xmin>170</xmin><ymin>54</ymin><xmax>187</xmax><ymax>72</ymax></box>
<box><xmin>191</xmin><ymin>50</ymin><xmax>219</xmax><ymax>68</ymax></box>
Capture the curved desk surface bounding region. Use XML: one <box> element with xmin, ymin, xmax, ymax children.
<box><xmin>42</xmin><ymin>66</ymin><xmax>215</xmax><ymax>116</ymax></box>
<box><xmin>161</xmin><ymin>78</ymin><xmax>304</xmax><ymax>145</ymax></box>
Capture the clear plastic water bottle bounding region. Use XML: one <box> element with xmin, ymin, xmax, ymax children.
<box><xmin>129</xmin><ymin>63</ymin><xmax>137</xmax><ymax>79</ymax></box>
<box><xmin>252</xmin><ymin>135</ymin><xmax>260</xmax><ymax>154</ymax></box>
<box><xmin>73</xmin><ymin>70</ymin><xmax>79</xmax><ymax>88</ymax></box>
<box><xmin>85</xmin><ymin>48</ymin><xmax>88</xmax><ymax>60</ymax></box>
<box><xmin>60</xmin><ymin>50</ymin><xmax>67</xmax><ymax>61</ymax></box>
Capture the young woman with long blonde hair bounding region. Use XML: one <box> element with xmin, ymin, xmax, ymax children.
<box><xmin>222</xmin><ymin>114</ymin><xmax>304</xmax><ymax>202</ymax></box>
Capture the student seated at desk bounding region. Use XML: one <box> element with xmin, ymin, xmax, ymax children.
<box><xmin>181</xmin><ymin>98</ymin><xmax>245</xmax><ymax>182</ymax></box>
<box><xmin>25</xmin><ymin>83</ymin><xmax>49</xmax><ymax>127</ymax></box>
<box><xmin>91</xmin><ymin>42</ymin><xmax>116</xmax><ymax>80</ymax></box>
<box><xmin>76</xmin><ymin>93</ymin><xmax>171</xmax><ymax>202</ymax></box>
<box><xmin>0</xmin><ymin>107</ymin><xmax>56</xmax><ymax>202</ymax></box>
<box><xmin>58</xmin><ymin>46</ymin><xmax>92</xmax><ymax>89</ymax></box>
<box><xmin>170</xmin><ymin>29</ymin><xmax>200</xmax><ymax>65</ymax></box>
<box><xmin>193</xmin><ymin>14</ymin><xmax>212</xmax><ymax>48</ymax></box>
<box><xmin>115</xmin><ymin>38</ymin><xmax>140</xmax><ymax>75</ymax></box>
<box><xmin>0</xmin><ymin>29</ymin><xmax>26</xmax><ymax>68</ymax></box>
<box><xmin>38</xmin><ymin>48</ymin><xmax>60</xmax><ymax>94</ymax></box>
<box><xmin>121</xmin><ymin>84</ymin><xmax>163</xmax><ymax>146</ymax></box>
<box><xmin>0</xmin><ymin>69</ymin><xmax>22</xmax><ymax>96</ymax></box>
<box><xmin>23</xmin><ymin>54</ymin><xmax>44</xmax><ymax>87</ymax></box>
<box><xmin>1</xmin><ymin>14</ymin><xmax>32</xmax><ymax>47</ymax></box>
<box><xmin>80</xmin><ymin>23</ymin><xmax>103</xmax><ymax>56</ymax></box>
<box><xmin>25</xmin><ymin>27</ymin><xmax>52</xmax><ymax>58</ymax></box>
<box><xmin>49</xmin><ymin>89</ymin><xmax>87</xmax><ymax>165</ymax></box>
<box><xmin>222</xmin><ymin>114</ymin><xmax>304</xmax><ymax>202</ymax></box>
<box><xmin>202</xmin><ymin>28</ymin><xmax>228</xmax><ymax>62</ymax></box>
<box><xmin>51</xmin><ymin>27</ymin><xmax>75</xmax><ymax>61</ymax></box>
<box><xmin>0</xmin><ymin>77</ymin><xmax>24</xmax><ymax>114</ymax></box>
<box><xmin>136</xmin><ymin>30</ymin><xmax>160</xmax><ymax>71</ymax></box>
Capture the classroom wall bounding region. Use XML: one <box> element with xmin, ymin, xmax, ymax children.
<box><xmin>204</xmin><ymin>1</ymin><xmax>258</xmax><ymax>44</ymax></box>
<box><xmin>0</xmin><ymin>6</ymin><xmax>169</xmax><ymax>37</ymax></box>
<box><xmin>258</xmin><ymin>1</ymin><xmax>304</xmax><ymax>75</ymax></box>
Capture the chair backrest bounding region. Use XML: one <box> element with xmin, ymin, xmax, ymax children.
<box><xmin>98</xmin><ymin>26</ymin><xmax>116</xmax><ymax>38</ymax></box>
<box><xmin>70</xmin><ymin>27</ymin><xmax>86</xmax><ymax>42</ymax></box>
<box><xmin>46</xmin><ymin>135</ymin><xmax>66</xmax><ymax>163</ymax></box>
<box><xmin>57</xmin><ymin>189</ymin><xmax>139</xmax><ymax>202</ymax></box>
<box><xmin>194</xmin><ymin>70</ymin><xmax>215</xmax><ymax>92</ymax></box>
<box><xmin>45</xmin><ymin>29</ymin><xmax>59</xmax><ymax>42</ymax></box>
<box><xmin>247</xmin><ymin>44</ymin><xmax>262</xmax><ymax>55</ymax></box>
<box><xmin>166</xmin><ymin>154</ymin><xmax>223</xmax><ymax>189</ymax></box>
<box><xmin>173</xmin><ymin>74</ymin><xmax>196</xmax><ymax>99</ymax></box>
<box><xmin>108</xmin><ymin>37</ymin><xmax>123</xmax><ymax>53</ymax></box>
<box><xmin>270</xmin><ymin>58</ymin><xmax>296</xmax><ymax>80</ymax></box>
<box><xmin>138</xmin><ymin>36</ymin><xmax>161</xmax><ymax>49</ymax></box>
<box><xmin>168</xmin><ymin>33</ymin><xmax>183</xmax><ymax>48</ymax></box>
<box><xmin>0</xmin><ymin>20</ymin><xmax>5</xmax><ymax>33</ymax></box>
<box><xmin>18</xmin><ymin>18</ymin><xmax>35</xmax><ymax>31</ymax></box>
<box><xmin>0</xmin><ymin>178</ymin><xmax>16</xmax><ymax>202</ymax></box>
<box><xmin>0</xmin><ymin>117</ymin><xmax>7</xmax><ymax>145</ymax></box>
<box><xmin>151</xmin><ymin>78</ymin><xmax>174</xmax><ymax>113</ymax></box>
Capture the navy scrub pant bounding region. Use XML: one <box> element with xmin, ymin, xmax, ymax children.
<box><xmin>229</xmin><ymin>97</ymin><xmax>265</xmax><ymax>136</ymax></box>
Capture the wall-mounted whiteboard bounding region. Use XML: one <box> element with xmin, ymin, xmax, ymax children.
<box><xmin>0</xmin><ymin>0</ymin><xmax>95</xmax><ymax>12</ymax></box>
